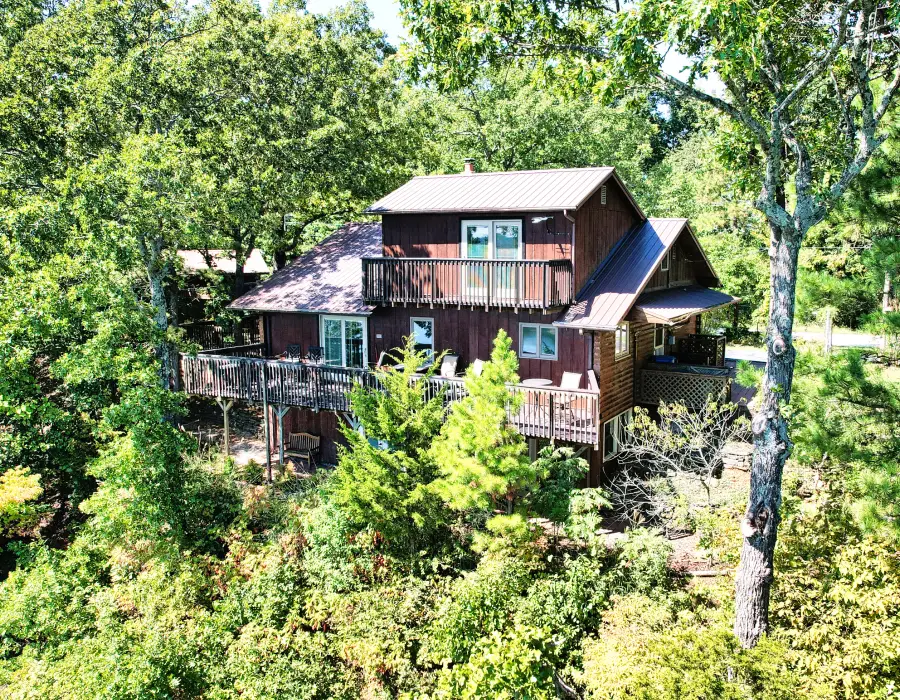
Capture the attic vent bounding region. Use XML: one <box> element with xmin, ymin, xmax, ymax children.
<box><xmin>600</xmin><ymin>186</ymin><xmax>607</xmax><ymax>205</ymax></box>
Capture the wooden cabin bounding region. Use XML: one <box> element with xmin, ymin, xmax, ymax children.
<box><xmin>181</xmin><ymin>166</ymin><xmax>738</xmax><ymax>484</ymax></box>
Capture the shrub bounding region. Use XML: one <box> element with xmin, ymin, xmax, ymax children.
<box><xmin>579</xmin><ymin>595</ymin><xmax>800</xmax><ymax>700</ymax></box>
<box><xmin>433</xmin><ymin>625</ymin><xmax>557</xmax><ymax>700</ymax></box>
<box><xmin>423</xmin><ymin>553</ymin><xmax>534</xmax><ymax>665</ymax></box>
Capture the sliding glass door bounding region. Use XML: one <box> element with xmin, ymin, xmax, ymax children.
<box><xmin>321</xmin><ymin>316</ymin><xmax>367</xmax><ymax>368</ymax></box>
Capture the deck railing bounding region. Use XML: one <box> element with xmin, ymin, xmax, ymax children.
<box><xmin>180</xmin><ymin>353</ymin><xmax>600</xmax><ymax>445</ymax></box>
<box><xmin>361</xmin><ymin>257</ymin><xmax>573</xmax><ymax>310</ymax></box>
<box><xmin>638</xmin><ymin>365</ymin><xmax>731</xmax><ymax>408</ymax></box>
<box><xmin>182</xmin><ymin>318</ymin><xmax>262</xmax><ymax>351</ymax></box>
<box><xmin>676</xmin><ymin>334</ymin><xmax>726</xmax><ymax>367</ymax></box>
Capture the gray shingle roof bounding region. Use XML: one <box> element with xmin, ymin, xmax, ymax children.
<box><xmin>632</xmin><ymin>286</ymin><xmax>739</xmax><ymax>323</ymax></box>
<box><xmin>555</xmin><ymin>218</ymin><xmax>717</xmax><ymax>330</ymax></box>
<box><xmin>228</xmin><ymin>223</ymin><xmax>380</xmax><ymax>315</ymax></box>
<box><xmin>366</xmin><ymin>167</ymin><xmax>619</xmax><ymax>214</ymax></box>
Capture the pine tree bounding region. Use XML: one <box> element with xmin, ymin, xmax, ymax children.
<box><xmin>431</xmin><ymin>331</ymin><xmax>534</xmax><ymax>514</ymax></box>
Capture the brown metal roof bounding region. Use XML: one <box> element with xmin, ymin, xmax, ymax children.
<box><xmin>556</xmin><ymin>218</ymin><xmax>717</xmax><ymax>330</ymax></box>
<box><xmin>630</xmin><ymin>286</ymin><xmax>739</xmax><ymax>324</ymax></box>
<box><xmin>366</xmin><ymin>167</ymin><xmax>633</xmax><ymax>214</ymax></box>
<box><xmin>228</xmin><ymin>223</ymin><xmax>381</xmax><ymax>315</ymax></box>
<box><xmin>178</xmin><ymin>248</ymin><xmax>270</xmax><ymax>275</ymax></box>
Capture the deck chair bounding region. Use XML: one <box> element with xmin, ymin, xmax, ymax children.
<box><xmin>285</xmin><ymin>432</ymin><xmax>321</xmax><ymax>470</ymax></box>
<box><xmin>285</xmin><ymin>344</ymin><xmax>303</xmax><ymax>361</ymax></box>
<box><xmin>471</xmin><ymin>358</ymin><xmax>485</xmax><ymax>377</ymax></box>
<box><xmin>559</xmin><ymin>372</ymin><xmax>582</xmax><ymax>390</ymax></box>
<box><xmin>306</xmin><ymin>346</ymin><xmax>324</xmax><ymax>363</ymax></box>
<box><xmin>440</xmin><ymin>353</ymin><xmax>459</xmax><ymax>378</ymax></box>
<box><xmin>558</xmin><ymin>372</ymin><xmax>586</xmax><ymax>425</ymax></box>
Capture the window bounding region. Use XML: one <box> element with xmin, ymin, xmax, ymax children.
<box><xmin>410</xmin><ymin>318</ymin><xmax>435</xmax><ymax>359</ymax></box>
<box><xmin>660</xmin><ymin>250</ymin><xmax>670</xmax><ymax>272</ymax></box>
<box><xmin>519</xmin><ymin>323</ymin><xmax>558</xmax><ymax>360</ymax></box>
<box><xmin>461</xmin><ymin>219</ymin><xmax>523</xmax><ymax>261</ymax></box>
<box><xmin>321</xmin><ymin>315</ymin><xmax>367</xmax><ymax>368</ymax></box>
<box><xmin>653</xmin><ymin>324</ymin><xmax>666</xmax><ymax>356</ymax></box>
<box><xmin>603</xmin><ymin>409</ymin><xmax>632</xmax><ymax>461</ymax></box>
<box><xmin>614</xmin><ymin>322</ymin><xmax>630</xmax><ymax>358</ymax></box>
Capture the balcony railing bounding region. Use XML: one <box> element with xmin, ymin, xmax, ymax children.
<box><xmin>180</xmin><ymin>353</ymin><xmax>600</xmax><ymax>446</ymax></box>
<box><xmin>361</xmin><ymin>258</ymin><xmax>573</xmax><ymax>310</ymax></box>
<box><xmin>638</xmin><ymin>364</ymin><xmax>731</xmax><ymax>408</ymax></box>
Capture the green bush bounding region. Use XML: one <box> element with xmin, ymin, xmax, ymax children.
<box><xmin>579</xmin><ymin>595</ymin><xmax>800</xmax><ymax>700</ymax></box>
<box><xmin>432</xmin><ymin>625</ymin><xmax>557</xmax><ymax>700</ymax></box>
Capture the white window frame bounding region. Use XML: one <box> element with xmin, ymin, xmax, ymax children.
<box><xmin>653</xmin><ymin>324</ymin><xmax>666</xmax><ymax>355</ymax></box>
<box><xmin>320</xmin><ymin>315</ymin><xmax>368</xmax><ymax>368</ymax></box>
<box><xmin>519</xmin><ymin>323</ymin><xmax>558</xmax><ymax>360</ymax></box>
<box><xmin>661</xmin><ymin>250</ymin><xmax>670</xmax><ymax>272</ymax></box>
<box><xmin>460</xmin><ymin>219</ymin><xmax>524</xmax><ymax>260</ymax></box>
<box><xmin>410</xmin><ymin>317</ymin><xmax>435</xmax><ymax>360</ymax></box>
<box><xmin>614</xmin><ymin>322</ymin><xmax>630</xmax><ymax>359</ymax></box>
<box><xmin>603</xmin><ymin>408</ymin><xmax>632</xmax><ymax>462</ymax></box>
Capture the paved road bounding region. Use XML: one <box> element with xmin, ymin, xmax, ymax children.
<box><xmin>726</xmin><ymin>346</ymin><xmax>767</xmax><ymax>363</ymax></box>
<box><xmin>727</xmin><ymin>332</ymin><xmax>882</xmax><ymax>364</ymax></box>
<box><xmin>794</xmin><ymin>330</ymin><xmax>881</xmax><ymax>347</ymax></box>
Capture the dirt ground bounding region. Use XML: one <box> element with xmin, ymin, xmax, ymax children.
<box><xmin>179</xmin><ymin>398</ymin><xmax>269</xmax><ymax>466</ymax></box>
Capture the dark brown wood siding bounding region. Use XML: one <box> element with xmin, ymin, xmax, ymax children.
<box><xmin>645</xmin><ymin>236</ymin><xmax>702</xmax><ymax>291</ymax></box>
<box><xmin>573</xmin><ymin>179</ymin><xmax>642</xmax><ymax>294</ymax></box>
<box><xmin>369</xmin><ymin>307</ymin><xmax>591</xmax><ymax>387</ymax></box>
<box><xmin>381</xmin><ymin>212</ymin><xmax>572</xmax><ymax>260</ymax></box>
<box><xmin>264</xmin><ymin>308</ymin><xmax>593</xmax><ymax>387</ymax></box>
<box><xmin>266</xmin><ymin>312</ymin><xmax>321</xmax><ymax>358</ymax></box>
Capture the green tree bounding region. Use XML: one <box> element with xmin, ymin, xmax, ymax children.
<box><xmin>327</xmin><ymin>338</ymin><xmax>448</xmax><ymax>554</ymax></box>
<box><xmin>431</xmin><ymin>331</ymin><xmax>533</xmax><ymax>515</ymax></box>
<box><xmin>401</xmin><ymin>0</ymin><xmax>900</xmax><ymax>647</ymax></box>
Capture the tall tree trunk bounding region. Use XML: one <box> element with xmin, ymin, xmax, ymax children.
<box><xmin>139</xmin><ymin>231</ymin><xmax>175</xmax><ymax>391</ymax></box>
<box><xmin>734</xmin><ymin>222</ymin><xmax>800</xmax><ymax>647</ymax></box>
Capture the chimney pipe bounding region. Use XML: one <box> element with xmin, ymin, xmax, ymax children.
<box><xmin>463</xmin><ymin>158</ymin><xmax>476</xmax><ymax>174</ymax></box>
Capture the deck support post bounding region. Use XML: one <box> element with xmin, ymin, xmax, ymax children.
<box><xmin>528</xmin><ymin>438</ymin><xmax>538</xmax><ymax>462</ymax></box>
<box><xmin>275</xmin><ymin>406</ymin><xmax>290</xmax><ymax>467</ymax></box>
<box><xmin>261</xmin><ymin>363</ymin><xmax>272</xmax><ymax>483</ymax></box>
<box><xmin>215</xmin><ymin>397</ymin><xmax>233</xmax><ymax>457</ymax></box>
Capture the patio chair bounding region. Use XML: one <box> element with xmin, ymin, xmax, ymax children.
<box><xmin>558</xmin><ymin>372</ymin><xmax>586</xmax><ymax>426</ymax></box>
<box><xmin>439</xmin><ymin>353</ymin><xmax>459</xmax><ymax>378</ymax></box>
<box><xmin>470</xmin><ymin>358</ymin><xmax>485</xmax><ymax>377</ymax></box>
<box><xmin>559</xmin><ymin>372</ymin><xmax>582</xmax><ymax>390</ymax></box>
<box><xmin>285</xmin><ymin>344</ymin><xmax>303</xmax><ymax>361</ymax></box>
<box><xmin>285</xmin><ymin>432</ymin><xmax>321</xmax><ymax>470</ymax></box>
<box><xmin>306</xmin><ymin>346</ymin><xmax>324</xmax><ymax>363</ymax></box>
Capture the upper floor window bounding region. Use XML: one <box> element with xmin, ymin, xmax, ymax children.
<box><xmin>520</xmin><ymin>323</ymin><xmax>557</xmax><ymax>360</ymax></box>
<box><xmin>660</xmin><ymin>250</ymin><xmax>670</xmax><ymax>272</ymax></box>
<box><xmin>615</xmin><ymin>322</ymin><xmax>630</xmax><ymax>359</ymax></box>
<box><xmin>461</xmin><ymin>220</ymin><xmax>523</xmax><ymax>261</ymax></box>
<box><xmin>410</xmin><ymin>317</ymin><xmax>434</xmax><ymax>359</ymax></box>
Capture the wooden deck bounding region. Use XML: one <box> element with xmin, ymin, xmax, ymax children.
<box><xmin>180</xmin><ymin>353</ymin><xmax>600</xmax><ymax>446</ymax></box>
<box><xmin>361</xmin><ymin>257</ymin><xmax>573</xmax><ymax>310</ymax></box>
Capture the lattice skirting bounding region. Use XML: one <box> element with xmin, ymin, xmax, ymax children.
<box><xmin>639</xmin><ymin>371</ymin><xmax>730</xmax><ymax>408</ymax></box>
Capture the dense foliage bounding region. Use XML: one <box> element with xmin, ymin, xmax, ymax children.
<box><xmin>1</xmin><ymin>0</ymin><xmax>898</xmax><ymax>697</ymax></box>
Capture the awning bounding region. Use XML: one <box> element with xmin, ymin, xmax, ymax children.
<box><xmin>628</xmin><ymin>286</ymin><xmax>739</xmax><ymax>325</ymax></box>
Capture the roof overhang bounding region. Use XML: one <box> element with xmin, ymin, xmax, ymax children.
<box><xmin>627</xmin><ymin>286</ymin><xmax>739</xmax><ymax>325</ymax></box>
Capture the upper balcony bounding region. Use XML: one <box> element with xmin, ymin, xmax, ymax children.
<box><xmin>361</xmin><ymin>258</ymin><xmax>573</xmax><ymax>310</ymax></box>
